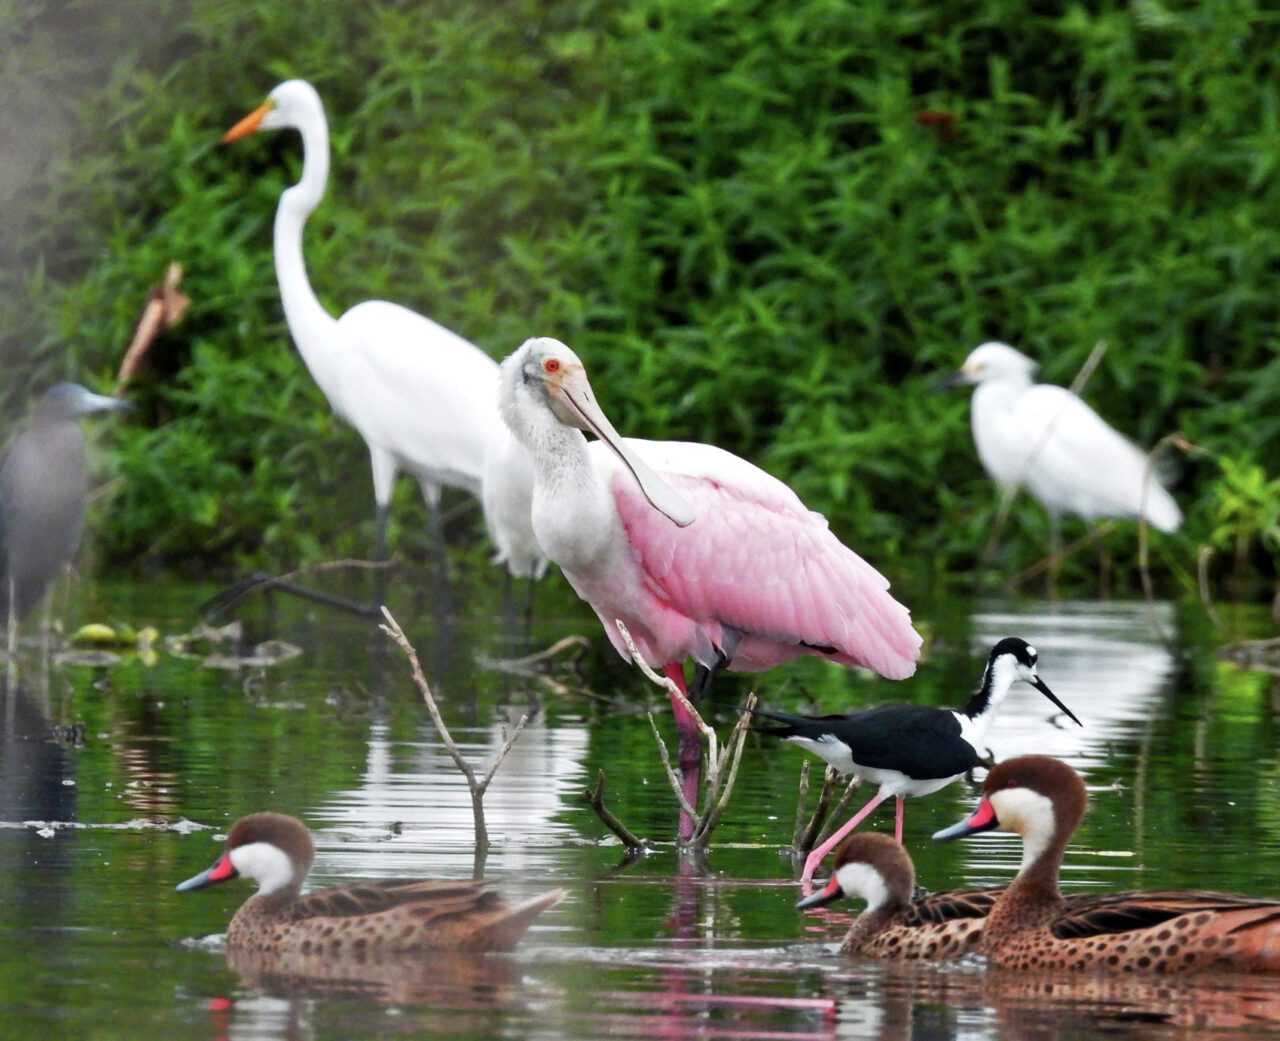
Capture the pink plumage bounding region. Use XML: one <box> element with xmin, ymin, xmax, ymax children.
<box><xmin>606</xmin><ymin>440</ymin><xmax>920</xmax><ymax>679</ymax></box>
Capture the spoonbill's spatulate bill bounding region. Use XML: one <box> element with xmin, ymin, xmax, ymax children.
<box><xmin>222</xmin><ymin>80</ymin><xmax>545</xmax><ymax>593</ymax></box>
<box><xmin>0</xmin><ymin>383</ymin><xmax>130</xmax><ymax>643</ymax></box>
<box><xmin>755</xmin><ymin>637</ymin><xmax>1079</xmax><ymax>882</ymax></box>
<box><xmin>498</xmin><ymin>337</ymin><xmax>922</xmax><ymax>840</ymax></box>
<box><xmin>944</xmin><ymin>342</ymin><xmax>1181</xmax><ymax>563</ymax></box>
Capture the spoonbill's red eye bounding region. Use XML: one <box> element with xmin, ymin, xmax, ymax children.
<box><xmin>543</xmin><ymin>358</ymin><xmax>561</xmax><ymax>374</ymax></box>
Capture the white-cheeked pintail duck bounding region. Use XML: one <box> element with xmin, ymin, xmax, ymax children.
<box><xmin>796</xmin><ymin>832</ymin><xmax>1002</xmax><ymax>959</ymax></box>
<box><xmin>177</xmin><ymin>812</ymin><xmax>565</xmax><ymax>953</ymax></box>
<box><xmin>934</xmin><ymin>755</ymin><xmax>1280</xmax><ymax>973</ymax></box>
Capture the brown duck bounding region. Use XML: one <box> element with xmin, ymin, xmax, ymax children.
<box><xmin>177</xmin><ymin>812</ymin><xmax>565</xmax><ymax>953</ymax></box>
<box><xmin>934</xmin><ymin>755</ymin><xmax>1280</xmax><ymax>973</ymax></box>
<box><xmin>796</xmin><ymin>832</ymin><xmax>1001</xmax><ymax>959</ymax></box>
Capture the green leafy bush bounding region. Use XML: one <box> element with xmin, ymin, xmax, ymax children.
<box><xmin>3</xmin><ymin>0</ymin><xmax>1278</xmax><ymax>593</ymax></box>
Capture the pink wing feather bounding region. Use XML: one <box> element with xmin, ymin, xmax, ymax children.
<box><xmin>611</xmin><ymin>442</ymin><xmax>920</xmax><ymax>680</ymax></box>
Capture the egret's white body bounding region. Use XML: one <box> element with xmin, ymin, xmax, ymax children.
<box><xmin>955</xmin><ymin>343</ymin><xmax>1181</xmax><ymax>533</ymax></box>
<box><xmin>498</xmin><ymin>337</ymin><xmax>921</xmax><ymax>839</ymax></box>
<box><xmin>224</xmin><ymin>80</ymin><xmax>544</xmax><ymax>578</ymax></box>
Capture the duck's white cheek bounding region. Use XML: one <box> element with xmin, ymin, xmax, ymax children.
<box><xmin>989</xmin><ymin>789</ymin><xmax>1056</xmax><ymax>871</ymax></box>
<box><xmin>834</xmin><ymin>863</ymin><xmax>890</xmax><ymax>914</ymax></box>
<box><xmin>229</xmin><ymin>842</ymin><xmax>294</xmax><ymax>896</ymax></box>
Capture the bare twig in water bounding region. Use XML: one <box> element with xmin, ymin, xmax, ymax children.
<box><xmin>983</xmin><ymin>339</ymin><xmax>1109</xmax><ymax>564</ymax></box>
<box><xmin>584</xmin><ymin>770</ymin><xmax>647</xmax><ymax>854</ymax></box>
<box><xmin>795</xmin><ymin>765</ymin><xmax>842</xmax><ymax>855</ymax></box>
<box><xmin>790</xmin><ymin>759</ymin><xmax>811</xmax><ymax>851</ymax></box>
<box><xmin>1197</xmin><ymin>546</ymin><xmax>1227</xmax><ymax>635</ymax></box>
<box><xmin>616</xmin><ymin>620</ymin><xmax>757</xmax><ymax>851</ymax></box>
<box><xmin>277</xmin><ymin>557</ymin><xmax>398</xmax><ymax>584</ymax></box>
<box><xmin>381</xmin><ymin>608</ymin><xmax>528</xmax><ymax>875</ymax></box>
<box><xmin>479</xmin><ymin>635</ymin><xmax>591</xmax><ymax>673</ymax></box>
<box><xmin>1008</xmin><ymin>521</ymin><xmax>1118</xmax><ymax>588</ymax></box>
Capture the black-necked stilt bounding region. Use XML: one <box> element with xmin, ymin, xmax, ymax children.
<box><xmin>752</xmin><ymin>637</ymin><xmax>1081</xmax><ymax>883</ymax></box>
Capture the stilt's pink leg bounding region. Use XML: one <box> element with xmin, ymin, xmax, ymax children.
<box><xmin>800</xmin><ymin>790</ymin><xmax>890</xmax><ymax>884</ymax></box>
<box><xmin>895</xmin><ymin>796</ymin><xmax>905</xmax><ymax>844</ymax></box>
<box><xmin>664</xmin><ymin>663</ymin><xmax>701</xmax><ymax>843</ymax></box>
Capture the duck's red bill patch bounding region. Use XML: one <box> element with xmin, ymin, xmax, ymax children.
<box><xmin>932</xmin><ymin>795</ymin><xmax>999</xmax><ymax>841</ymax></box>
<box><xmin>207</xmin><ymin>853</ymin><xmax>236</xmax><ymax>882</ymax></box>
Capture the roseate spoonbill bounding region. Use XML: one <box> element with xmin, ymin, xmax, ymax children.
<box><xmin>498</xmin><ymin>337</ymin><xmax>921</xmax><ymax>841</ymax></box>
<box><xmin>176</xmin><ymin>812</ymin><xmax>564</xmax><ymax>952</ymax></box>
<box><xmin>0</xmin><ymin>383</ymin><xmax>130</xmax><ymax>649</ymax></box>
<box><xmin>221</xmin><ymin>79</ymin><xmax>545</xmax><ymax>601</ymax></box>
<box><xmin>942</xmin><ymin>343</ymin><xmax>1181</xmax><ymax>566</ymax></box>
<box><xmin>935</xmin><ymin>756</ymin><xmax>1280</xmax><ymax>973</ymax></box>
<box><xmin>753</xmin><ymin>637</ymin><xmax>1079</xmax><ymax>882</ymax></box>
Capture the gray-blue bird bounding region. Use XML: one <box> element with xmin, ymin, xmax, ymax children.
<box><xmin>0</xmin><ymin>383</ymin><xmax>130</xmax><ymax>632</ymax></box>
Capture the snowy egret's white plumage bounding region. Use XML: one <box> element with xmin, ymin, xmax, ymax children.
<box><xmin>951</xmin><ymin>342</ymin><xmax>1181</xmax><ymax>534</ymax></box>
<box><xmin>223</xmin><ymin>80</ymin><xmax>544</xmax><ymax>580</ymax></box>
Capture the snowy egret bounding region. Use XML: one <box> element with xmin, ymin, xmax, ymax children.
<box><xmin>499</xmin><ymin>337</ymin><xmax>921</xmax><ymax>840</ymax></box>
<box><xmin>944</xmin><ymin>342</ymin><xmax>1181</xmax><ymax>567</ymax></box>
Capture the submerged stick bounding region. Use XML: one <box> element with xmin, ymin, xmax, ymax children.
<box><xmin>381</xmin><ymin>608</ymin><xmax>527</xmax><ymax>874</ymax></box>
<box><xmin>584</xmin><ymin>769</ymin><xmax>647</xmax><ymax>853</ymax></box>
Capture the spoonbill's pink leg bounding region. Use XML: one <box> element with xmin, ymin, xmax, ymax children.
<box><xmin>895</xmin><ymin>796</ymin><xmax>905</xmax><ymax>843</ymax></box>
<box><xmin>663</xmin><ymin>663</ymin><xmax>701</xmax><ymax>843</ymax></box>
<box><xmin>800</xmin><ymin>790</ymin><xmax>890</xmax><ymax>884</ymax></box>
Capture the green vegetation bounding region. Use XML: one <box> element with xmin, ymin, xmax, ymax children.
<box><xmin>3</xmin><ymin>0</ymin><xmax>1279</xmax><ymax>596</ymax></box>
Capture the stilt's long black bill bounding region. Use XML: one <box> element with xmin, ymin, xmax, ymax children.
<box><xmin>1032</xmin><ymin>675</ymin><xmax>1082</xmax><ymax>727</ymax></box>
<box><xmin>933</xmin><ymin>796</ymin><xmax>999</xmax><ymax>841</ymax></box>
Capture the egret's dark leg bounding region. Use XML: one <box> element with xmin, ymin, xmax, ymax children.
<box><xmin>663</xmin><ymin>663</ymin><xmax>701</xmax><ymax>843</ymax></box>
<box><xmin>425</xmin><ymin>495</ymin><xmax>454</xmax><ymax>616</ymax></box>
<box><xmin>1047</xmin><ymin>512</ymin><xmax>1063</xmax><ymax>596</ymax></box>
<box><xmin>372</xmin><ymin>501</ymin><xmax>391</xmax><ymax>609</ymax></box>
<box><xmin>6</xmin><ymin>577</ymin><xmax>16</xmax><ymax>658</ymax></box>
<box><xmin>1087</xmin><ymin>520</ymin><xmax>1112</xmax><ymax>597</ymax></box>
<box><xmin>522</xmin><ymin>577</ymin><xmax>536</xmax><ymax>638</ymax></box>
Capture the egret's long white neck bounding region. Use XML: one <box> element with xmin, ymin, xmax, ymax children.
<box><xmin>273</xmin><ymin>103</ymin><xmax>337</xmax><ymax>358</ymax></box>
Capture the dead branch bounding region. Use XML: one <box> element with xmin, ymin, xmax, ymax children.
<box><xmin>796</xmin><ymin>765</ymin><xmax>843</xmax><ymax>854</ymax></box>
<box><xmin>790</xmin><ymin>759</ymin><xmax>812</xmax><ymax>850</ymax></box>
<box><xmin>616</xmin><ymin>620</ymin><xmax>756</xmax><ymax>851</ymax></box>
<box><xmin>380</xmin><ymin>608</ymin><xmax>527</xmax><ymax>873</ymax></box>
<box><xmin>1007</xmin><ymin>521</ymin><xmax>1116</xmax><ymax>588</ymax></box>
<box><xmin>584</xmin><ymin>770</ymin><xmax>647</xmax><ymax>853</ymax></box>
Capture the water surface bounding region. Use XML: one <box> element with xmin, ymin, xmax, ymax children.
<box><xmin>1</xmin><ymin>574</ymin><xmax>1278</xmax><ymax>1040</ymax></box>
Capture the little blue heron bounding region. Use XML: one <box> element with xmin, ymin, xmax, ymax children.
<box><xmin>0</xmin><ymin>383</ymin><xmax>129</xmax><ymax>650</ymax></box>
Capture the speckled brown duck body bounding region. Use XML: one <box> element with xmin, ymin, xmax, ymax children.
<box><xmin>798</xmin><ymin>833</ymin><xmax>1002</xmax><ymax>960</ymax></box>
<box><xmin>178</xmin><ymin>812</ymin><xmax>565</xmax><ymax>954</ymax></box>
<box><xmin>935</xmin><ymin>756</ymin><xmax>1280</xmax><ymax>974</ymax></box>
